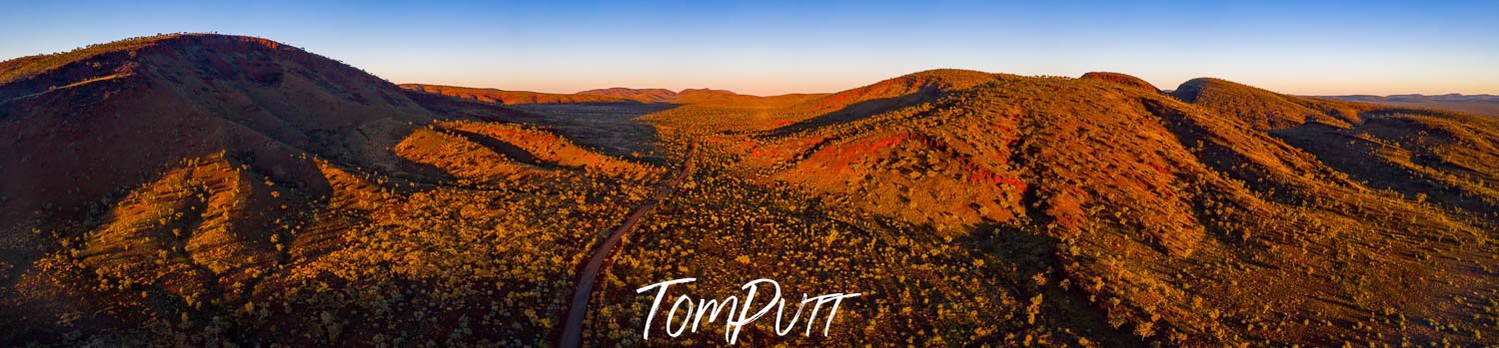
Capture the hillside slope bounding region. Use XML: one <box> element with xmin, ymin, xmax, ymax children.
<box><xmin>1171</xmin><ymin>78</ymin><xmax>1365</xmax><ymax>130</ymax></box>
<box><xmin>641</xmin><ymin>70</ymin><xmax>1498</xmax><ymax>345</ymax></box>
<box><xmin>0</xmin><ymin>34</ymin><xmax>442</xmax><ymax>280</ymax></box>
<box><xmin>1173</xmin><ymin>79</ymin><xmax>1499</xmax><ymax>214</ymax></box>
<box><xmin>0</xmin><ymin>34</ymin><xmax>662</xmax><ymax>346</ymax></box>
<box><xmin>3</xmin><ymin>35</ymin><xmax>1496</xmax><ymax>346</ymax></box>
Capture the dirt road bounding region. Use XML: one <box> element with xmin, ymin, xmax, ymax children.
<box><xmin>558</xmin><ymin>147</ymin><xmax>694</xmax><ymax>347</ymax></box>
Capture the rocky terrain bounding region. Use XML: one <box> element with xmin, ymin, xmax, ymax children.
<box><xmin>1</xmin><ymin>34</ymin><xmax>1495</xmax><ymax>346</ymax></box>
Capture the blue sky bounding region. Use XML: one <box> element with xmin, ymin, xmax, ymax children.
<box><xmin>2</xmin><ymin>0</ymin><xmax>1496</xmax><ymax>95</ymax></box>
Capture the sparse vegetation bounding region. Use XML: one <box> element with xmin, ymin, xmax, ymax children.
<box><xmin>0</xmin><ymin>35</ymin><xmax>1495</xmax><ymax>347</ymax></box>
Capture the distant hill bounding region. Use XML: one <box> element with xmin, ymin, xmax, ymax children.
<box><xmin>1171</xmin><ymin>77</ymin><xmax>1366</xmax><ymax>129</ymax></box>
<box><xmin>405</xmin><ymin>83</ymin><xmax>823</xmax><ymax>109</ymax></box>
<box><xmin>400</xmin><ymin>83</ymin><xmax>632</xmax><ymax>104</ymax></box>
<box><xmin>576</xmin><ymin>87</ymin><xmax>679</xmax><ymax>102</ymax></box>
<box><xmin>1317</xmin><ymin>93</ymin><xmax>1499</xmax><ymax>117</ymax></box>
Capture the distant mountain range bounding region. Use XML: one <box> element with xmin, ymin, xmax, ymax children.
<box><xmin>576</xmin><ymin>87</ymin><xmax>683</xmax><ymax>102</ymax></box>
<box><xmin>402</xmin><ymin>83</ymin><xmax>821</xmax><ymax>107</ymax></box>
<box><xmin>1321</xmin><ymin>93</ymin><xmax>1499</xmax><ymax>103</ymax></box>
<box><xmin>1316</xmin><ymin>93</ymin><xmax>1499</xmax><ymax>117</ymax></box>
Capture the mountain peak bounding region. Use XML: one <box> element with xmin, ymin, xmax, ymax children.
<box><xmin>890</xmin><ymin>68</ymin><xmax>1000</xmax><ymax>89</ymax></box>
<box><xmin>677</xmin><ymin>87</ymin><xmax>736</xmax><ymax>96</ymax></box>
<box><xmin>0</xmin><ymin>33</ymin><xmax>294</xmax><ymax>86</ymax></box>
<box><xmin>781</xmin><ymin>69</ymin><xmax>1000</xmax><ymax>119</ymax></box>
<box><xmin>0</xmin><ymin>32</ymin><xmax>431</xmax><ymax>220</ymax></box>
<box><xmin>1171</xmin><ymin>77</ymin><xmax>1367</xmax><ymax>130</ymax></box>
<box><xmin>1080</xmin><ymin>71</ymin><xmax>1159</xmax><ymax>92</ymax></box>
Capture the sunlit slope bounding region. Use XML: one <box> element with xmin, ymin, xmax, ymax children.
<box><xmin>646</xmin><ymin>69</ymin><xmax>1498</xmax><ymax>345</ymax></box>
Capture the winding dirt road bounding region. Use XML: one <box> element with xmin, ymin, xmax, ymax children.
<box><xmin>558</xmin><ymin>147</ymin><xmax>694</xmax><ymax>347</ymax></box>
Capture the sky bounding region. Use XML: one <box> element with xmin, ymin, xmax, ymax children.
<box><xmin>1</xmin><ymin>0</ymin><xmax>1496</xmax><ymax>96</ymax></box>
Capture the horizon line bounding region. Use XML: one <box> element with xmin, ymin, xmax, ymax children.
<box><xmin>5</xmin><ymin>32</ymin><xmax>1494</xmax><ymax>98</ymax></box>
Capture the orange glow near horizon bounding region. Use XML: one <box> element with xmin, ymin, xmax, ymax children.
<box><xmin>386</xmin><ymin>69</ymin><xmax>1499</xmax><ymax>98</ymax></box>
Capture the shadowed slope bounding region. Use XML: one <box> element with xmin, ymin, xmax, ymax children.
<box><xmin>1168</xmin><ymin>77</ymin><xmax>1499</xmax><ymax>214</ymax></box>
<box><xmin>0</xmin><ymin>33</ymin><xmax>438</xmax><ymax>238</ymax></box>
<box><xmin>0</xmin><ymin>34</ymin><xmax>667</xmax><ymax>346</ymax></box>
<box><xmin>0</xmin><ymin>33</ymin><xmax>444</xmax><ymax>344</ymax></box>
